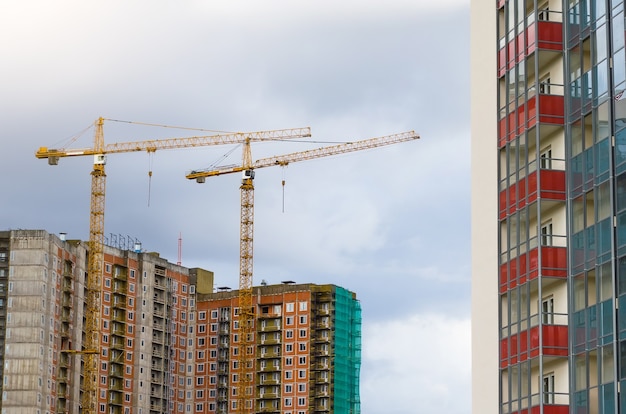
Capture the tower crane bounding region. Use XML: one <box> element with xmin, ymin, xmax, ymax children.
<box><xmin>186</xmin><ymin>130</ymin><xmax>420</xmax><ymax>414</ymax></box>
<box><xmin>36</xmin><ymin>117</ymin><xmax>311</xmax><ymax>414</ymax></box>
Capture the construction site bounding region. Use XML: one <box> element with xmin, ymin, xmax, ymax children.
<box><xmin>0</xmin><ymin>118</ymin><xmax>419</xmax><ymax>414</ymax></box>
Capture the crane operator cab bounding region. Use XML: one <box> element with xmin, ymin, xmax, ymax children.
<box><xmin>242</xmin><ymin>169</ymin><xmax>255</xmax><ymax>182</ymax></box>
<box><xmin>94</xmin><ymin>154</ymin><xmax>106</xmax><ymax>165</ymax></box>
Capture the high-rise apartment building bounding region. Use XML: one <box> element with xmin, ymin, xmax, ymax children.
<box><xmin>0</xmin><ymin>230</ymin><xmax>361</xmax><ymax>414</ymax></box>
<box><xmin>472</xmin><ymin>1</ymin><xmax>626</xmax><ymax>413</ymax></box>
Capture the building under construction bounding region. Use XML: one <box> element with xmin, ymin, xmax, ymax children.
<box><xmin>0</xmin><ymin>229</ymin><xmax>361</xmax><ymax>414</ymax></box>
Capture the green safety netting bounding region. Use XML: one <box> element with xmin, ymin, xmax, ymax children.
<box><xmin>333</xmin><ymin>286</ymin><xmax>361</xmax><ymax>414</ymax></box>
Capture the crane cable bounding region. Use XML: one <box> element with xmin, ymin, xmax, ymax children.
<box><xmin>148</xmin><ymin>152</ymin><xmax>155</xmax><ymax>207</ymax></box>
<box><xmin>281</xmin><ymin>166</ymin><xmax>287</xmax><ymax>213</ymax></box>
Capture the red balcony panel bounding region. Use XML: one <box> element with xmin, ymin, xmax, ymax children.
<box><xmin>501</xmin><ymin>325</ymin><xmax>568</xmax><ymax>368</ymax></box>
<box><xmin>509</xmin><ymin>406</ymin><xmax>569</xmax><ymax>414</ymax></box>
<box><xmin>528</xmin><ymin>248</ymin><xmax>539</xmax><ymax>279</ymax></box>
<box><xmin>543</xmin><ymin>407</ymin><xmax>569</xmax><ymax>414</ymax></box>
<box><xmin>500</xmin><ymin>189</ymin><xmax>508</xmax><ymax>219</ymax></box>
<box><xmin>517</xmin><ymin>33</ymin><xmax>525</xmax><ymax>64</ymax></box>
<box><xmin>538</xmin><ymin>95</ymin><xmax>565</xmax><ymax>124</ymax></box>
<box><xmin>539</xmin><ymin>169</ymin><xmax>566</xmax><ymax>199</ymax></box>
<box><xmin>507</xmin><ymin>39</ymin><xmax>516</xmax><ymax>70</ymax></box>
<box><xmin>526</xmin><ymin>21</ymin><xmax>563</xmax><ymax>54</ymax></box>
<box><xmin>543</xmin><ymin>325</ymin><xmax>569</xmax><ymax>356</ymax></box>
<box><xmin>500</xmin><ymin>263</ymin><xmax>508</xmax><ymax>293</ymax></box>
<box><xmin>541</xmin><ymin>246</ymin><xmax>567</xmax><ymax>277</ymax></box>
<box><xmin>499</xmin><ymin>47</ymin><xmax>506</xmax><ymax>77</ymax></box>
<box><xmin>499</xmin><ymin>95</ymin><xmax>564</xmax><ymax>149</ymax></box>
<box><xmin>499</xmin><ymin>169</ymin><xmax>565</xmax><ymax>218</ymax></box>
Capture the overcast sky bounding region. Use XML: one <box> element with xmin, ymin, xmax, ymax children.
<box><xmin>0</xmin><ymin>1</ymin><xmax>470</xmax><ymax>412</ymax></box>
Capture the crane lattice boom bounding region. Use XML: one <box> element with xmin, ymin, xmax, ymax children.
<box><xmin>186</xmin><ymin>130</ymin><xmax>419</xmax><ymax>180</ymax></box>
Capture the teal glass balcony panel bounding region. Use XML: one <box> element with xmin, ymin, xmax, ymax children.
<box><xmin>499</xmin><ymin>94</ymin><xmax>565</xmax><ymax>147</ymax></box>
<box><xmin>499</xmin><ymin>167</ymin><xmax>565</xmax><ymax>219</ymax></box>
<box><xmin>498</xmin><ymin>18</ymin><xmax>563</xmax><ymax>77</ymax></box>
<box><xmin>500</xmin><ymin>322</ymin><xmax>568</xmax><ymax>368</ymax></box>
<box><xmin>499</xmin><ymin>242</ymin><xmax>567</xmax><ymax>293</ymax></box>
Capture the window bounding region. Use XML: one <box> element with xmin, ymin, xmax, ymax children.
<box><xmin>286</xmin><ymin>344</ymin><xmax>293</xmax><ymax>352</ymax></box>
<box><xmin>298</xmin><ymin>383</ymin><xmax>306</xmax><ymax>392</ymax></box>
<box><xmin>298</xmin><ymin>356</ymin><xmax>306</xmax><ymax>365</ymax></box>
<box><xmin>285</xmin><ymin>370</ymin><xmax>293</xmax><ymax>379</ymax></box>
<box><xmin>285</xmin><ymin>398</ymin><xmax>292</xmax><ymax>407</ymax></box>
<box><xmin>298</xmin><ymin>342</ymin><xmax>306</xmax><ymax>351</ymax></box>
<box><xmin>286</xmin><ymin>330</ymin><xmax>293</xmax><ymax>339</ymax></box>
<box><xmin>286</xmin><ymin>303</ymin><xmax>294</xmax><ymax>312</ymax></box>
<box><xmin>285</xmin><ymin>357</ymin><xmax>293</xmax><ymax>366</ymax></box>
<box><xmin>540</xmin><ymin>146</ymin><xmax>552</xmax><ymax>169</ymax></box>
<box><xmin>542</xmin><ymin>296</ymin><xmax>554</xmax><ymax>324</ymax></box>
<box><xmin>299</xmin><ymin>301</ymin><xmax>307</xmax><ymax>311</ymax></box>
<box><xmin>211</xmin><ymin>310</ymin><xmax>218</xmax><ymax>319</ymax></box>
<box><xmin>285</xmin><ymin>384</ymin><xmax>292</xmax><ymax>393</ymax></box>
<box><xmin>286</xmin><ymin>316</ymin><xmax>294</xmax><ymax>326</ymax></box>
<box><xmin>199</xmin><ymin>311</ymin><xmax>206</xmax><ymax>320</ymax></box>
<box><xmin>539</xmin><ymin>74</ymin><xmax>551</xmax><ymax>94</ymax></box>
<box><xmin>538</xmin><ymin>2</ymin><xmax>550</xmax><ymax>21</ymax></box>
<box><xmin>298</xmin><ymin>370</ymin><xmax>306</xmax><ymax>379</ymax></box>
<box><xmin>543</xmin><ymin>373</ymin><xmax>555</xmax><ymax>404</ymax></box>
<box><xmin>299</xmin><ymin>315</ymin><xmax>307</xmax><ymax>324</ymax></box>
<box><xmin>297</xmin><ymin>397</ymin><xmax>306</xmax><ymax>406</ymax></box>
<box><xmin>541</xmin><ymin>221</ymin><xmax>553</xmax><ymax>246</ymax></box>
<box><xmin>299</xmin><ymin>329</ymin><xmax>306</xmax><ymax>338</ymax></box>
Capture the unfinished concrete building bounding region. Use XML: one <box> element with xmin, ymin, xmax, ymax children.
<box><xmin>0</xmin><ymin>230</ymin><xmax>361</xmax><ymax>414</ymax></box>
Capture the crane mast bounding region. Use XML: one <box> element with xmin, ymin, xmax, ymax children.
<box><xmin>187</xmin><ymin>129</ymin><xmax>420</xmax><ymax>414</ymax></box>
<box><xmin>36</xmin><ymin>119</ymin><xmax>311</xmax><ymax>414</ymax></box>
<box><xmin>84</xmin><ymin>117</ymin><xmax>106</xmax><ymax>414</ymax></box>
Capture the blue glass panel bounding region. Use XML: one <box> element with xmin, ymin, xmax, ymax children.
<box><xmin>585</xmin><ymin>146</ymin><xmax>594</xmax><ymax>176</ymax></box>
<box><xmin>598</xmin><ymin>217</ymin><xmax>611</xmax><ymax>255</ymax></box>
<box><xmin>613</xmin><ymin>49</ymin><xmax>626</xmax><ymax>86</ymax></box>
<box><xmin>613</xmin><ymin>14</ymin><xmax>625</xmax><ymax>59</ymax></box>
<box><xmin>575</xmin><ymin>389</ymin><xmax>588</xmax><ymax>414</ymax></box>
<box><xmin>588</xmin><ymin>306</ymin><xmax>598</xmax><ymax>346</ymax></box>
<box><xmin>602</xmin><ymin>382</ymin><xmax>615</xmax><ymax>414</ymax></box>
<box><xmin>573</xmin><ymin>230</ymin><xmax>585</xmax><ymax>268</ymax></box>
<box><xmin>586</xmin><ymin>225</ymin><xmax>596</xmax><ymax>263</ymax></box>
<box><xmin>596</xmin><ymin>138</ymin><xmax>610</xmax><ymax>176</ymax></box>
<box><xmin>600</xmin><ymin>299</ymin><xmax>614</xmax><ymax>338</ymax></box>
<box><xmin>617</xmin><ymin>212</ymin><xmax>626</xmax><ymax>248</ymax></box>
<box><xmin>574</xmin><ymin>309</ymin><xmax>587</xmax><ymax>349</ymax></box>
<box><xmin>594</xmin><ymin>60</ymin><xmax>609</xmax><ymax>101</ymax></box>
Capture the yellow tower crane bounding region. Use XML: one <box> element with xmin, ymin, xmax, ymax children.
<box><xmin>36</xmin><ymin>117</ymin><xmax>311</xmax><ymax>414</ymax></box>
<box><xmin>186</xmin><ymin>130</ymin><xmax>420</xmax><ymax>414</ymax></box>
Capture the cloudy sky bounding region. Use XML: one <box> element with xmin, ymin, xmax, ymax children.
<box><xmin>0</xmin><ymin>1</ymin><xmax>470</xmax><ymax>412</ymax></box>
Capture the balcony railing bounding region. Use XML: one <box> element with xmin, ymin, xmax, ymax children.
<box><xmin>499</xmin><ymin>85</ymin><xmax>565</xmax><ymax>147</ymax></box>
<box><xmin>500</xmin><ymin>312</ymin><xmax>568</xmax><ymax>367</ymax></box>
<box><xmin>499</xmin><ymin>235</ymin><xmax>568</xmax><ymax>292</ymax></box>
<box><xmin>499</xmin><ymin>158</ymin><xmax>566</xmax><ymax>219</ymax></box>
<box><xmin>498</xmin><ymin>10</ymin><xmax>563</xmax><ymax>77</ymax></box>
<box><xmin>502</xmin><ymin>391</ymin><xmax>569</xmax><ymax>414</ymax></box>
